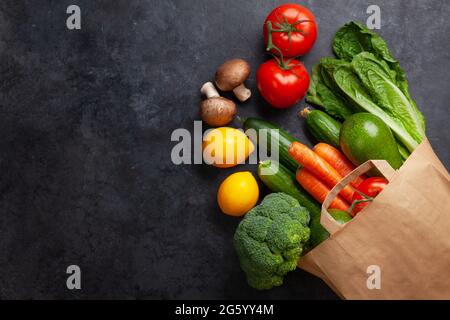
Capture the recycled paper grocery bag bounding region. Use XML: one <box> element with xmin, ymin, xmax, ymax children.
<box><xmin>298</xmin><ymin>139</ymin><xmax>450</xmax><ymax>299</ymax></box>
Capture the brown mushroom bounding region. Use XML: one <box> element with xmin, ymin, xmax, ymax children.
<box><xmin>200</xmin><ymin>82</ymin><xmax>237</xmax><ymax>127</ymax></box>
<box><xmin>215</xmin><ymin>59</ymin><xmax>251</xmax><ymax>102</ymax></box>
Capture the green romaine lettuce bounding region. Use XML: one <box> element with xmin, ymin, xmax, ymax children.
<box><xmin>333</xmin><ymin>64</ymin><xmax>420</xmax><ymax>152</ymax></box>
<box><xmin>351</xmin><ymin>53</ymin><xmax>425</xmax><ymax>149</ymax></box>
<box><xmin>333</xmin><ymin>22</ymin><xmax>426</xmax><ymax>136</ymax></box>
<box><xmin>307</xmin><ymin>21</ymin><xmax>426</xmax><ymax>155</ymax></box>
<box><xmin>306</xmin><ymin>61</ymin><xmax>354</xmax><ymax>120</ymax></box>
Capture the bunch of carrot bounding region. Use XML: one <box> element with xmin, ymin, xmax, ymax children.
<box><xmin>288</xmin><ymin>142</ymin><xmax>366</xmax><ymax>211</ymax></box>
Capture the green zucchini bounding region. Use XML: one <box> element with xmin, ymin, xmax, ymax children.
<box><xmin>301</xmin><ymin>108</ymin><xmax>341</xmax><ymax>148</ymax></box>
<box><xmin>258</xmin><ymin>160</ymin><xmax>329</xmax><ymax>248</ymax></box>
<box><xmin>243</xmin><ymin>118</ymin><xmax>298</xmax><ymax>172</ymax></box>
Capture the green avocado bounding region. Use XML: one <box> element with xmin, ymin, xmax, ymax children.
<box><xmin>340</xmin><ymin>113</ymin><xmax>403</xmax><ymax>175</ymax></box>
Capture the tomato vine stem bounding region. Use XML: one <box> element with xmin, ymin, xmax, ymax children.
<box><xmin>348</xmin><ymin>190</ymin><xmax>374</xmax><ymax>215</ymax></box>
<box><xmin>265</xmin><ymin>15</ymin><xmax>312</xmax><ymax>74</ymax></box>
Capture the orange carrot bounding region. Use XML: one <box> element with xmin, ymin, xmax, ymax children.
<box><xmin>296</xmin><ymin>168</ymin><xmax>350</xmax><ymax>211</ymax></box>
<box><xmin>288</xmin><ymin>141</ymin><xmax>355</xmax><ymax>202</ymax></box>
<box><xmin>313</xmin><ymin>143</ymin><xmax>366</xmax><ymax>188</ymax></box>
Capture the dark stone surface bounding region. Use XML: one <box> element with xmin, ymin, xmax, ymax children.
<box><xmin>0</xmin><ymin>0</ymin><xmax>448</xmax><ymax>299</ymax></box>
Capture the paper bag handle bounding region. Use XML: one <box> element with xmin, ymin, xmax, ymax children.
<box><xmin>320</xmin><ymin>160</ymin><xmax>397</xmax><ymax>235</ymax></box>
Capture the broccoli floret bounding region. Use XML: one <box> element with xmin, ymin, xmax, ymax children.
<box><xmin>234</xmin><ymin>193</ymin><xmax>311</xmax><ymax>290</ymax></box>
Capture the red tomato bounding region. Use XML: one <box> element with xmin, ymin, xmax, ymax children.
<box><xmin>256</xmin><ymin>58</ymin><xmax>310</xmax><ymax>109</ymax></box>
<box><xmin>263</xmin><ymin>4</ymin><xmax>318</xmax><ymax>58</ymax></box>
<box><xmin>351</xmin><ymin>177</ymin><xmax>389</xmax><ymax>216</ymax></box>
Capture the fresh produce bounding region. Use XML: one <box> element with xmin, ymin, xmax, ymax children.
<box><xmin>202</xmin><ymin>127</ymin><xmax>254</xmax><ymax>168</ymax></box>
<box><xmin>288</xmin><ymin>141</ymin><xmax>355</xmax><ymax>203</ymax></box>
<box><xmin>300</xmin><ymin>107</ymin><xmax>342</xmax><ymax>148</ymax></box>
<box><xmin>258</xmin><ymin>160</ymin><xmax>320</xmax><ymax>218</ymax></box>
<box><xmin>340</xmin><ymin>113</ymin><xmax>404</xmax><ymax>171</ymax></box>
<box><xmin>313</xmin><ymin>143</ymin><xmax>365</xmax><ymax>188</ymax></box>
<box><xmin>201</xmin><ymin>13</ymin><xmax>432</xmax><ymax>292</ymax></box>
<box><xmin>263</xmin><ymin>3</ymin><xmax>318</xmax><ymax>58</ymax></box>
<box><xmin>256</xmin><ymin>58</ymin><xmax>310</xmax><ymax>109</ymax></box>
<box><xmin>215</xmin><ymin>59</ymin><xmax>252</xmax><ymax>102</ymax></box>
<box><xmin>295</xmin><ymin>168</ymin><xmax>349</xmax><ymax>211</ymax></box>
<box><xmin>257</xmin><ymin>160</ymin><xmax>329</xmax><ymax>248</ymax></box>
<box><xmin>343</xmin><ymin>53</ymin><xmax>424</xmax><ymax>150</ymax></box>
<box><xmin>200</xmin><ymin>82</ymin><xmax>236</xmax><ymax>127</ymax></box>
<box><xmin>217</xmin><ymin>171</ymin><xmax>259</xmax><ymax>216</ymax></box>
<box><xmin>334</xmin><ymin>22</ymin><xmax>425</xmax><ymax>149</ymax></box>
<box><xmin>306</xmin><ymin>59</ymin><xmax>355</xmax><ymax>120</ymax></box>
<box><xmin>307</xmin><ymin>22</ymin><xmax>426</xmax><ymax>155</ymax></box>
<box><xmin>328</xmin><ymin>209</ymin><xmax>352</xmax><ymax>224</ymax></box>
<box><xmin>243</xmin><ymin>118</ymin><xmax>298</xmax><ymax>172</ymax></box>
<box><xmin>308</xmin><ymin>216</ymin><xmax>330</xmax><ymax>248</ymax></box>
<box><xmin>350</xmin><ymin>177</ymin><xmax>388</xmax><ymax>216</ymax></box>
<box><xmin>333</xmin><ymin>21</ymin><xmax>418</xmax><ymax>101</ymax></box>
<box><xmin>234</xmin><ymin>193</ymin><xmax>310</xmax><ymax>289</ymax></box>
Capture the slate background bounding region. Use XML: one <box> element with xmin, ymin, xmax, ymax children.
<box><xmin>0</xmin><ymin>0</ymin><xmax>448</xmax><ymax>299</ymax></box>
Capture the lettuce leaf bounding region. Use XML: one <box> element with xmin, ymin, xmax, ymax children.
<box><xmin>307</xmin><ymin>21</ymin><xmax>426</xmax><ymax>154</ymax></box>
<box><xmin>351</xmin><ymin>52</ymin><xmax>425</xmax><ymax>149</ymax></box>
<box><xmin>332</xmin><ymin>65</ymin><xmax>419</xmax><ymax>152</ymax></box>
<box><xmin>306</xmin><ymin>61</ymin><xmax>354</xmax><ymax>120</ymax></box>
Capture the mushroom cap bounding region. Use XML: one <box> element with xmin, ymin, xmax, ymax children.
<box><xmin>200</xmin><ymin>97</ymin><xmax>236</xmax><ymax>127</ymax></box>
<box><xmin>215</xmin><ymin>59</ymin><xmax>251</xmax><ymax>91</ymax></box>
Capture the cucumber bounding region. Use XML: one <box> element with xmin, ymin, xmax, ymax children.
<box><xmin>243</xmin><ymin>118</ymin><xmax>298</xmax><ymax>172</ymax></box>
<box><xmin>258</xmin><ymin>160</ymin><xmax>329</xmax><ymax>248</ymax></box>
<box><xmin>301</xmin><ymin>108</ymin><xmax>341</xmax><ymax>149</ymax></box>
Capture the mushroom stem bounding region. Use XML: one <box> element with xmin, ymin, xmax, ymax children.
<box><xmin>232</xmin><ymin>83</ymin><xmax>252</xmax><ymax>102</ymax></box>
<box><xmin>300</xmin><ymin>107</ymin><xmax>311</xmax><ymax>118</ymax></box>
<box><xmin>200</xmin><ymin>82</ymin><xmax>220</xmax><ymax>99</ymax></box>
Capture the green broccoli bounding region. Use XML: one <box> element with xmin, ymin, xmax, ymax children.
<box><xmin>233</xmin><ymin>193</ymin><xmax>311</xmax><ymax>290</ymax></box>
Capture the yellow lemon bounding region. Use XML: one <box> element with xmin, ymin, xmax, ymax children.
<box><xmin>217</xmin><ymin>171</ymin><xmax>259</xmax><ymax>216</ymax></box>
<box><xmin>203</xmin><ymin>127</ymin><xmax>254</xmax><ymax>168</ymax></box>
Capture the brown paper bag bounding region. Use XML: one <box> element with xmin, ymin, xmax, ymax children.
<box><xmin>298</xmin><ymin>139</ymin><xmax>450</xmax><ymax>299</ymax></box>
